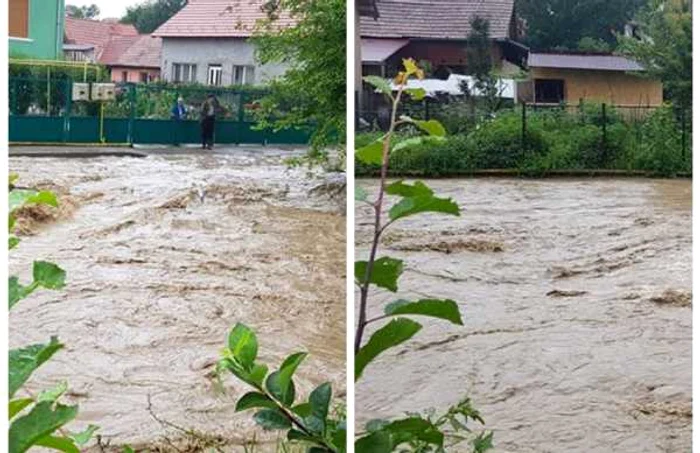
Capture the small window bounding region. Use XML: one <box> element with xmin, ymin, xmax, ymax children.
<box><xmin>207</xmin><ymin>64</ymin><xmax>222</xmax><ymax>86</ymax></box>
<box><xmin>172</xmin><ymin>63</ymin><xmax>197</xmax><ymax>83</ymax></box>
<box><xmin>121</xmin><ymin>71</ymin><xmax>128</xmax><ymax>82</ymax></box>
<box><xmin>9</xmin><ymin>0</ymin><xmax>29</xmax><ymax>38</ymax></box>
<box><xmin>233</xmin><ymin>65</ymin><xmax>256</xmax><ymax>85</ymax></box>
<box><xmin>535</xmin><ymin>79</ymin><xmax>565</xmax><ymax>103</ymax></box>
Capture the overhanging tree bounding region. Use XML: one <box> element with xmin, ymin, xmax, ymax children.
<box><xmin>120</xmin><ymin>0</ymin><xmax>187</xmax><ymax>34</ymax></box>
<box><xmin>253</xmin><ymin>0</ymin><xmax>345</xmax><ymax>156</ymax></box>
<box><xmin>617</xmin><ymin>0</ymin><xmax>692</xmax><ymax>109</ymax></box>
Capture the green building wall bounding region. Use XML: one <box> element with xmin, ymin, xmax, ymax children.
<box><xmin>9</xmin><ymin>0</ymin><xmax>65</xmax><ymax>60</ymax></box>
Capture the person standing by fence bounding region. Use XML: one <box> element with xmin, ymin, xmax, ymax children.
<box><xmin>171</xmin><ymin>97</ymin><xmax>187</xmax><ymax>146</ymax></box>
<box><xmin>200</xmin><ymin>94</ymin><xmax>219</xmax><ymax>150</ymax></box>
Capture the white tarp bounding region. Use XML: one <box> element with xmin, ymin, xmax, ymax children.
<box><xmin>388</xmin><ymin>74</ymin><xmax>515</xmax><ymax>98</ymax></box>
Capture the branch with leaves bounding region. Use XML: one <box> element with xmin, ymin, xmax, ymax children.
<box><xmin>9</xmin><ymin>174</ymin><xmax>99</xmax><ymax>453</ymax></box>
<box><xmin>353</xmin><ymin>59</ymin><xmax>493</xmax><ymax>452</ymax></box>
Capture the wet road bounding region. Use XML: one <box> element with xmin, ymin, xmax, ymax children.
<box><xmin>355</xmin><ymin>178</ymin><xmax>691</xmax><ymax>453</ymax></box>
<box><xmin>10</xmin><ymin>149</ymin><xmax>346</xmax><ymax>450</ymax></box>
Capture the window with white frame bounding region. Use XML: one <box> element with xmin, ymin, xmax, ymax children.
<box><xmin>207</xmin><ymin>64</ymin><xmax>223</xmax><ymax>86</ymax></box>
<box><xmin>233</xmin><ymin>65</ymin><xmax>256</xmax><ymax>85</ymax></box>
<box><xmin>172</xmin><ymin>63</ymin><xmax>197</xmax><ymax>83</ymax></box>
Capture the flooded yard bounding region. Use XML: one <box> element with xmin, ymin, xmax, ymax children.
<box><xmin>355</xmin><ymin>178</ymin><xmax>691</xmax><ymax>453</ymax></box>
<box><xmin>9</xmin><ymin>149</ymin><xmax>346</xmax><ymax>450</ymax></box>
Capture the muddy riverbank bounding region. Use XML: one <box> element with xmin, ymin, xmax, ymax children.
<box><xmin>355</xmin><ymin>178</ymin><xmax>691</xmax><ymax>452</ymax></box>
<box><xmin>10</xmin><ymin>149</ymin><xmax>346</xmax><ymax>451</ymax></box>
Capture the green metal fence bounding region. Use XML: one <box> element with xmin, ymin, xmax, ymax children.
<box><xmin>9</xmin><ymin>77</ymin><xmax>312</xmax><ymax>146</ymax></box>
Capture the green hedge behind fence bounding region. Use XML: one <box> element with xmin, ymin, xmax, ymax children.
<box><xmin>356</xmin><ymin>103</ymin><xmax>692</xmax><ymax>177</ymax></box>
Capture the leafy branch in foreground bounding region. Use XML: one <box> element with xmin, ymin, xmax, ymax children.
<box><xmin>8</xmin><ymin>174</ymin><xmax>99</xmax><ymax>453</ymax></box>
<box><xmin>353</xmin><ymin>59</ymin><xmax>493</xmax><ymax>452</ymax></box>
<box><xmin>220</xmin><ymin>323</ymin><xmax>346</xmax><ymax>452</ymax></box>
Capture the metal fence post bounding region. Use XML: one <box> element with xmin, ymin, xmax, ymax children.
<box><xmin>521</xmin><ymin>102</ymin><xmax>527</xmax><ymax>159</ymax></box>
<box><xmin>63</xmin><ymin>79</ymin><xmax>72</xmax><ymax>143</ymax></box>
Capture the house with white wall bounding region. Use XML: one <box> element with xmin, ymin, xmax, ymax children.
<box><xmin>152</xmin><ymin>0</ymin><xmax>292</xmax><ymax>86</ymax></box>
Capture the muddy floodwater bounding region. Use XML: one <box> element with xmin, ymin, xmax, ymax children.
<box><xmin>356</xmin><ymin>178</ymin><xmax>691</xmax><ymax>453</ymax></box>
<box><xmin>10</xmin><ymin>149</ymin><xmax>346</xmax><ymax>451</ymax></box>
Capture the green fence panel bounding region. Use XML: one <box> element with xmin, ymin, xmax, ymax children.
<box><xmin>9</xmin><ymin>116</ymin><xmax>64</xmax><ymax>142</ymax></box>
<box><xmin>103</xmin><ymin>119</ymin><xmax>130</xmax><ymax>143</ymax></box>
<box><xmin>68</xmin><ymin>117</ymin><xmax>101</xmax><ymax>143</ymax></box>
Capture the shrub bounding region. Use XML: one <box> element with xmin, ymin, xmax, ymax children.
<box><xmin>633</xmin><ymin>105</ymin><xmax>689</xmax><ymax>175</ymax></box>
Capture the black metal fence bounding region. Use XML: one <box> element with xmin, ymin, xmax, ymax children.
<box><xmin>356</xmin><ymin>100</ymin><xmax>692</xmax><ymax>175</ymax></box>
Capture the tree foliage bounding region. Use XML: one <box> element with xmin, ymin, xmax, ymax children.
<box><xmin>617</xmin><ymin>0</ymin><xmax>692</xmax><ymax>108</ymax></box>
<box><xmin>462</xmin><ymin>17</ymin><xmax>505</xmax><ymax>113</ymax></box>
<box><xmin>515</xmin><ymin>0</ymin><xmax>646</xmax><ymax>50</ymax></box>
<box><xmin>253</xmin><ymin>0</ymin><xmax>345</xmax><ymax>154</ymax></box>
<box><xmin>120</xmin><ymin>0</ymin><xmax>188</xmax><ymax>34</ymax></box>
<box><xmin>66</xmin><ymin>4</ymin><xmax>100</xmax><ymax>19</ymax></box>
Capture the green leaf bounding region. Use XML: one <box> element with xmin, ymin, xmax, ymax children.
<box><xmin>355</xmin><ymin>318</ymin><xmax>422</xmax><ymax>380</ymax></box>
<box><xmin>9</xmin><ymin>338</ymin><xmax>63</xmax><ymax>398</ymax></box>
<box><xmin>37</xmin><ymin>381</ymin><xmax>68</xmax><ymax>403</ymax></box>
<box><xmin>227</xmin><ymin>323</ymin><xmax>258</xmax><ymax>370</ymax></box>
<box><xmin>9</xmin><ymin>190</ymin><xmax>58</xmax><ymax>213</ymax></box>
<box><xmin>309</xmin><ymin>382</ymin><xmax>332</xmax><ymax>422</ymax></box>
<box><xmin>278</xmin><ymin>352</ymin><xmax>307</xmax><ymax>391</ymax></box>
<box><xmin>9</xmin><ymin>401</ymin><xmax>78</xmax><ymax>453</ymax></box>
<box><xmin>235</xmin><ymin>392</ymin><xmax>277</xmax><ymax>412</ymax></box>
<box><xmin>385</xmin><ymin>299</ymin><xmax>463</xmax><ymax>325</ymax></box>
<box><xmin>355</xmin><ymin>257</ymin><xmax>404</xmax><ymax>292</ymax></box>
<box><xmin>265</xmin><ymin>371</ymin><xmax>297</xmax><ymax>406</ymax></box>
<box><xmin>384</xmin><ymin>417</ymin><xmax>444</xmax><ymax>446</ymax></box>
<box><xmin>253</xmin><ymin>408</ymin><xmax>292</xmax><ymax>431</ymax></box>
<box><xmin>34</xmin><ymin>435</ymin><xmax>80</xmax><ymax>453</ymax></box>
<box><xmin>122</xmin><ymin>447</ymin><xmax>135</xmax><ymax>453</ymax></box>
<box><xmin>385</xmin><ymin>181</ymin><xmax>433</xmax><ymax>198</ymax></box>
<box><xmin>389</xmin><ymin>195</ymin><xmax>460</xmax><ymax>222</ymax></box>
<box><xmin>287</xmin><ymin>428</ymin><xmax>317</xmax><ymax>443</ymax></box>
<box><xmin>355</xmin><ymin>431</ymin><xmax>393</xmax><ymax>453</ymax></box>
<box><xmin>392</xmin><ymin>136</ymin><xmax>446</xmax><ymax>153</ymax></box>
<box><xmin>413</xmin><ymin>119</ymin><xmax>447</xmax><ymax>137</ymax></box>
<box><xmin>9</xmin><ymin>276</ymin><xmax>36</xmax><ymax>310</ymax></box>
<box><xmin>356</xmin><ymin>140</ymin><xmax>384</xmax><ymax>165</ymax></box>
<box><xmin>473</xmin><ymin>431</ymin><xmax>494</xmax><ymax>452</ymax></box>
<box><xmin>333</xmin><ymin>425</ymin><xmax>347</xmax><ymax>453</ymax></box>
<box><xmin>9</xmin><ymin>235</ymin><xmax>20</xmax><ymax>249</ymax></box>
<box><xmin>33</xmin><ymin>261</ymin><xmax>66</xmax><ymax>290</ymax></box>
<box><xmin>248</xmin><ymin>363</ymin><xmax>268</xmax><ymax>388</ymax></box>
<box><xmin>363</xmin><ymin>76</ymin><xmax>392</xmax><ymax>95</ymax></box>
<box><xmin>291</xmin><ymin>402</ymin><xmax>312</xmax><ymax>418</ymax></box>
<box><xmin>405</xmin><ymin>88</ymin><xmax>426</xmax><ymax>101</ymax></box>
<box><xmin>69</xmin><ymin>424</ymin><xmax>100</xmax><ymax>446</ymax></box>
<box><xmin>9</xmin><ymin>398</ymin><xmax>33</xmax><ymax>420</ymax></box>
<box><xmin>355</xmin><ymin>186</ymin><xmax>369</xmax><ymax>202</ymax></box>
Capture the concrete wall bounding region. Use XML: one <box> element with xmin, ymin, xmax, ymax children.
<box><xmin>530</xmin><ymin>67</ymin><xmax>663</xmax><ymax>106</ymax></box>
<box><xmin>9</xmin><ymin>0</ymin><xmax>65</xmax><ymax>60</ymax></box>
<box><xmin>160</xmin><ymin>37</ymin><xmax>288</xmax><ymax>86</ymax></box>
<box><xmin>110</xmin><ymin>67</ymin><xmax>160</xmax><ymax>83</ymax></box>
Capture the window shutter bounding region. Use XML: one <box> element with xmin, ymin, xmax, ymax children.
<box><xmin>9</xmin><ymin>0</ymin><xmax>29</xmax><ymax>38</ymax></box>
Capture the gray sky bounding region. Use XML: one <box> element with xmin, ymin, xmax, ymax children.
<box><xmin>66</xmin><ymin>0</ymin><xmax>144</xmax><ymax>20</ymax></box>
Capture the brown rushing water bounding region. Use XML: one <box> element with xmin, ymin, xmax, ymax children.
<box><xmin>9</xmin><ymin>151</ymin><xmax>346</xmax><ymax>450</ymax></box>
<box><xmin>356</xmin><ymin>178</ymin><xmax>691</xmax><ymax>453</ymax></box>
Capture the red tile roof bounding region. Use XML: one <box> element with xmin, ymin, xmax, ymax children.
<box><xmin>360</xmin><ymin>0</ymin><xmax>515</xmax><ymax>40</ymax></box>
<box><xmin>64</xmin><ymin>17</ymin><xmax>139</xmax><ymax>61</ymax></box>
<box><xmin>115</xmin><ymin>35</ymin><xmax>162</xmax><ymax>68</ymax></box>
<box><xmin>153</xmin><ymin>0</ymin><xmax>295</xmax><ymax>38</ymax></box>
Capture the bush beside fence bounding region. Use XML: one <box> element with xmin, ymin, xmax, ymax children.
<box><xmin>356</xmin><ymin>103</ymin><xmax>692</xmax><ymax>177</ymax></box>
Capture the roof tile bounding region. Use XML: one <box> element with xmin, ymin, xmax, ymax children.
<box><xmin>360</xmin><ymin>0</ymin><xmax>515</xmax><ymax>40</ymax></box>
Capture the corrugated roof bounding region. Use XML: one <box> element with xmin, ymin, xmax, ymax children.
<box><xmin>360</xmin><ymin>0</ymin><xmax>515</xmax><ymax>40</ymax></box>
<box><xmin>64</xmin><ymin>17</ymin><xmax>138</xmax><ymax>61</ymax></box>
<box><xmin>361</xmin><ymin>38</ymin><xmax>409</xmax><ymax>63</ymax></box>
<box><xmin>528</xmin><ymin>53</ymin><xmax>645</xmax><ymax>71</ymax></box>
<box><xmin>153</xmin><ymin>0</ymin><xmax>295</xmax><ymax>38</ymax></box>
<box><xmin>102</xmin><ymin>35</ymin><xmax>162</xmax><ymax>68</ymax></box>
